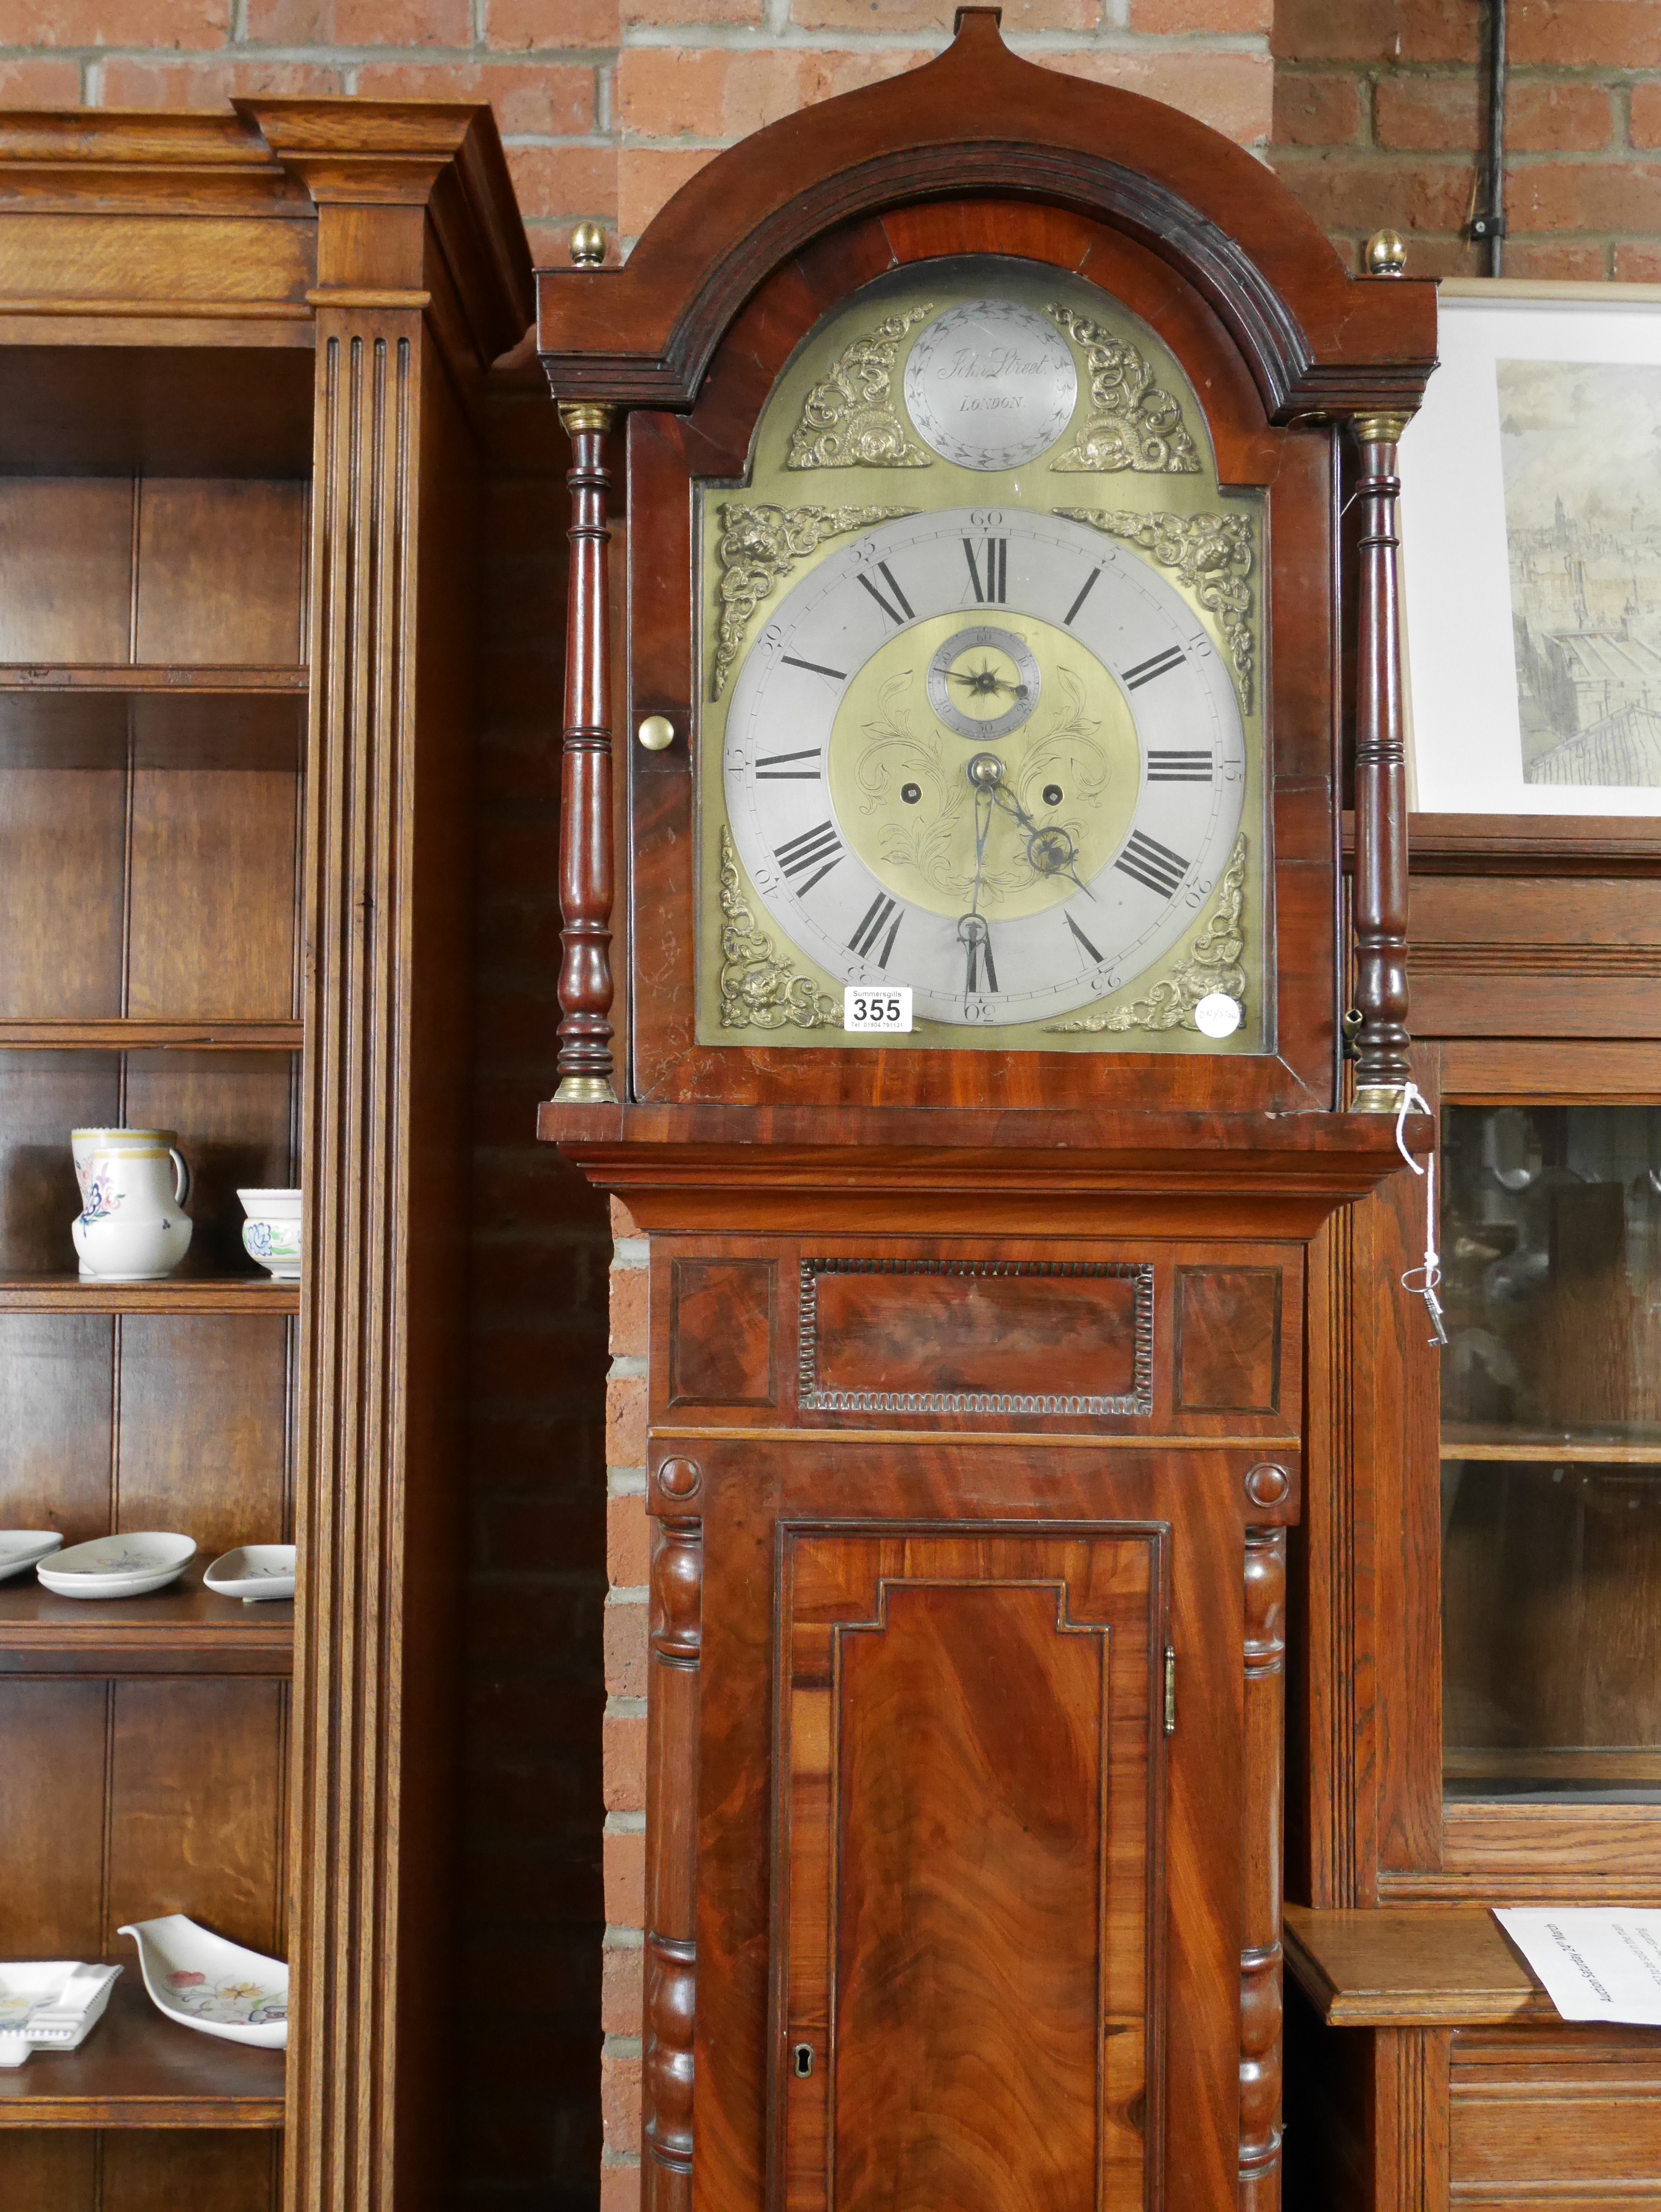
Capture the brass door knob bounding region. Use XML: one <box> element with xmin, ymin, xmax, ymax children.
<box><xmin>637</xmin><ymin>714</ymin><xmax>675</xmax><ymax>752</ymax></box>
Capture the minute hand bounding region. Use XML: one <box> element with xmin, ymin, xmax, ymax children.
<box><xmin>988</xmin><ymin>781</ymin><xmax>1096</xmax><ymax>899</ymax></box>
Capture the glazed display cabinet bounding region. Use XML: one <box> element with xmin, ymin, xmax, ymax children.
<box><xmin>1290</xmin><ymin>815</ymin><xmax>1661</xmax><ymax>2208</ymax></box>
<box><xmin>0</xmin><ymin>105</ymin><xmax>531</xmax><ymax>2210</ymax></box>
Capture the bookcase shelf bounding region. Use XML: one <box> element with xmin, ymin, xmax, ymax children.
<box><xmin>0</xmin><ymin>1975</ymin><xmax>284</xmax><ymax>2129</ymax></box>
<box><xmin>0</xmin><ymin>1572</ymin><xmax>292</xmax><ymax>1675</ymax></box>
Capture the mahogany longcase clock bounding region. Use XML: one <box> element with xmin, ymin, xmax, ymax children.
<box><xmin>537</xmin><ymin>16</ymin><xmax>1435</xmax><ymax>2211</ymax></box>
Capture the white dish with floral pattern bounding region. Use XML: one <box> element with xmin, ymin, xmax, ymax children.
<box><xmin>118</xmin><ymin>1915</ymin><xmax>288</xmax><ymax>2049</ymax></box>
<box><xmin>0</xmin><ymin>1531</ymin><xmax>63</xmax><ymax>1584</ymax></box>
<box><xmin>203</xmin><ymin>1545</ymin><xmax>295</xmax><ymax>1603</ymax></box>
<box><xmin>37</xmin><ymin>1532</ymin><xmax>195</xmax><ymax>1600</ymax></box>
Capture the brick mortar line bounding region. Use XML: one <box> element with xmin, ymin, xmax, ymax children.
<box><xmin>1276</xmin><ymin>59</ymin><xmax>1661</xmax><ymax>80</ymax></box>
<box><xmin>620</xmin><ymin>24</ymin><xmax>1269</xmax><ymax>53</ymax></box>
<box><xmin>0</xmin><ymin>42</ymin><xmax>622</xmax><ymax>63</ymax></box>
<box><xmin>1276</xmin><ymin>147</ymin><xmax>1661</xmax><ymax>165</ymax></box>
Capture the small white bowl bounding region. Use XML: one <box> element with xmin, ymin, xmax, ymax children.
<box><xmin>37</xmin><ymin>1532</ymin><xmax>195</xmax><ymax>1600</ymax></box>
<box><xmin>119</xmin><ymin>1914</ymin><xmax>287</xmax><ymax>2049</ymax></box>
<box><xmin>204</xmin><ymin>1545</ymin><xmax>295</xmax><ymax>1603</ymax></box>
<box><xmin>0</xmin><ymin>1532</ymin><xmax>64</xmax><ymax>1584</ymax></box>
<box><xmin>237</xmin><ymin>1187</ymin><xmax>301</xmax><ymax>1282</ymax></box>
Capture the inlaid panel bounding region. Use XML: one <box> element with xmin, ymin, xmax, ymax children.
<box><xmin>800</xmin><ymin>1259</ymin><xmax>1154</xmax><ymax>1415</ymax></box>
<box><xmin>124</xmin><ymin>1051</ymin><xmax>297</xmax><ymax>1276</ymax></box>
<box><xmin>0</xmin><ymin>1678</ymin><xmax>107</xmax><ymax>1955</ymax></box>
<box><xmin>0</xmin><ymin>1049</ymin><xmax>119</xmax><ymax>1272</ymax></box>
<box><xmin>0</xmin><ymin>767</ymin><xmax>126</xmax><ymax>1016</ymax></box>
<box><xmin>0</xmin><ymin>1312</ymin><xmax>115</xmax><ymax>1539</ymax></box>
<box><xmin>126</xmin><ymin>769</ymin><xmax>300</xmax><ymax>1019</ymax></box>
<box><xmin>0</xmin><ymin>477</ymin><xmax>132</xmax><ymax>662</ymax></box>
<box><xmin>106</xmin><ymin>1677</ymin><xmax>287</xmax><ymax>1955</ymax></box>
<box><xmin>670</xmin><ymin>1257</ymin><xmax>775</xmax><ymax>1406</ymax></box>
<box><xmin>0</xmin><ymin>1675</ymin><xmax>288</xmax><ymax>1959</ymax></box>
<box><xmin>1174</xmin><ymin>1266</ymin><xmax>1281</xmax><ymax>1414</ymax></box>
<box><xmin>774</xmin><ymin>1527</ymin><xmax>1165</xmax><ymax>2212</ymax></box>
<box><xmin>116</xmin><ymin>1314</ymin><xmax>290</xmax><ymax>1553</ymax></box>
<box><xmin>134</xmin><ymin>478</ymin><xmax>306</xmax><ymax>666</ymax></box>
<box><xmin>1451</xmin><ymin>2028</ymin><xmax>1661</xmax><ymax>2199</ymax></box>
<box><xmin>0</xmin><ymin>2133</ymin><xmax>280</xmax><ymax>2212</ymax></box>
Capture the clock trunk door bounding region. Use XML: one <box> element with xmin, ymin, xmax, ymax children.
<box><xmin>772</xmin><ymin>1527</ymin><xmax>1168</xmax><ymax>2212</ymax></box>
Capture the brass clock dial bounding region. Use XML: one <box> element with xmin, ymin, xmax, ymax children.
<box><xmin>695</xmin><ymin>257</ymin><xmax>1266</xmax><ymax>1053</ymax></box>
<box><xmin>723</xmin><ymin>508</ymin><xmax>1244</xmax><ymax>1027</ymax></box>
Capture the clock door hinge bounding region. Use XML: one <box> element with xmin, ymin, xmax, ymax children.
<box><xmin>1164</xmin><ymin>1646</ymin><xmax>1177</xmax><ymax>1736</ymax></box>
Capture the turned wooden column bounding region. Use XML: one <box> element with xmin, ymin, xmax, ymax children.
<box><xmin>554</xmin><ymin>400</ymin><xmax>620</xmax><ymax>1103</ymax></box>
<box><xmin>645</xmin><ymin>1456</ymin><xmax>703</xmax><ymax>2212</ymax></box>
<box><xmin>1350</xmin><ymin>410</ymin><xmax>1413</xmax><ymax>1110</ymax></box>
<box><xmin>1241</xmin><ymin>1524</ymin><xmax>1288</xmax><ymax>2211</ymax></box>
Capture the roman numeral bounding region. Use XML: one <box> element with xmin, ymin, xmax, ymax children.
<box><xmin>1115</xmin><ymin>830</ymin><xmax>1189</xmax><ymax>900</ymax></box>
<box><xmin>780</xmin><ymin>653</ymin><xmax>846</xmax><ymax>682</ymax></box>
<box><xmin>1064</xmin><ymin>567</ymin><xmax>1101</xmax><ymax>627</ymax></box>
<box><xmin>963</xmin><ymin>932</ymin><xmax>999</xmax><ymax>995</ymax></box>
<box><xmin>1064</xmin><ymin>910</ymin><xmax>1104</xmax><ymax>965</ymax></box>
<box><xmin>1146</xmin><ymin>749</ymin><xmax>1213</xmax><ymax>783</ymax></box>
<box><xmin>857</xmin><ymin>561</ymin><xmax>914</xmax><ymax>627</ymax></box>
<box><xmin>1122</xmin><ymin>644</ymin><xmax>1186</xmax><ymax>691</ymax></box>
<box><xmin>774</xmin><ymin>819</ymin><xmax>843</xmax><ymax>894</ymax></box>
<box><xmin>755</xmin><ymin>748</ymin><xmax>822</xmax><ymax>781</ymax></box>
<box><xmin>848</xmin><ymin>892</ymin><xmax>903</xmax><ymax>968</ymax></box>
<box><xmin>962</xmin><ymin>535</ymin><xmax>1007</xmax><ymax>604</ymax></box>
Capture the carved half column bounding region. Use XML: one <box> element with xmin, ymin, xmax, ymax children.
<box><xmin>1350</xmin><ymin>413</ymin><xmax>1413</xmax><ymax>1110</ymax></box>
<box><xmin>554</xmin><ymin>401</ymin><xmax>620</xmax><ymax>1102</ymax></box>
<box><xmin>1241</xmin><ymin>1526</ymin><xmax>1288</xmax><ymax>2210</ymax></box>
<box><xmin>646</xmin><ymin>1457</ymin><xmax>704</xmax><ymax>2212</ymax></box>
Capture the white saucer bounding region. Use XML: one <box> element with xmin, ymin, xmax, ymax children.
<box><xmin>37</xmin><ymin>1532</ymin><xmax>195</xmax><ymax>1600</ymax></box>
<box><xmin>0</xmin><ymin>1532</ymin><xmax>64</xmax><ymax>1584</ymax></box>
<box><xmin>203</xmin><ymin>1545</ymin><xmax>295</xmax><ymax>1603</ymax></box>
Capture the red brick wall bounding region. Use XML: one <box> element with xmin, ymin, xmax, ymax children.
<box><xmin>1273</xmin><ymin>0</ymin><xmax>1661</xmax><ymax>278</ymax></box>
<box><xmin>0</xmin><ymin>1</ymin><xmax>1272</xmax><ymax>262</ymax></box>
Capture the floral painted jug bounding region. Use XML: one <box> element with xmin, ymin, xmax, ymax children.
<box><xmin>70</xmin><ymin>1129</ymin><xmax>192</xmax><ymax>1282</ymax></box>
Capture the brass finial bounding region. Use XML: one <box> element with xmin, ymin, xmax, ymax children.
<box><xmin>1366</xmin><ymin>228</ymin><xmax>1407</xmax><ymax>277</ymax></box>
<box><xmin>569</xmin><ymin>220</ymin><xmax>606</xmax><ymax>268</ymax></box>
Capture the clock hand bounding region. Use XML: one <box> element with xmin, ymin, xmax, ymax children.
<box><xmin>946</xmin><ymin>667</ymin><xmax>1028</xmax><ymax>699</ymax></box>
<box><xmin>984</xmin><ymin>778</ymin><xmax>1098</xmax><ymax>900</ymax></box>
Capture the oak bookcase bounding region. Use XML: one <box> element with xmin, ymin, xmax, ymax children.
<box><xmin>0</xmin><ymin>105</ymin><xmax>532</xmax><ymax>2211</ymax></box>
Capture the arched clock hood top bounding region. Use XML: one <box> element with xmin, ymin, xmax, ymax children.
<box><xmin>537</xmin><ymin>5</ymin><xmax>1436</xmax><ymax>425</ymax></box>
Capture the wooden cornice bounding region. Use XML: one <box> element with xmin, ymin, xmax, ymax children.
<box><xmin>537</xmin><ymin>6</ymin><xmax>1436</xmax><ymax>422</ymax></box>
<box><xmin>241</xmin><ymin>98</ymin><xmax>534</xmax><ymax>372</ymax></box>
<box><xmin>0</xmin><ymin>108</ymin><xmax>306</xmax><ymax>216</ymax></box>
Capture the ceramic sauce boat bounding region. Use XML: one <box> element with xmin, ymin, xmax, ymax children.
<box><xmin>118</xmin><ymin>1915</ymin><xmax>287</xmax><ymax>2049</ymax></box>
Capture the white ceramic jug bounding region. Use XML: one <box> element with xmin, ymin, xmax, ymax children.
<box><xmin>70</xmin><ymin>1129</ymin><xmax>192</xmax><ymax>1281</ymax></box>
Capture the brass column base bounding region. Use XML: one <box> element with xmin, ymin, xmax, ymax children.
<box><xmin>552</xmin><ymin>1075</ymin><xmax>619</xmax><ymax>1105</ymax></box>
<box><xmin>1352</xmin><ymin>1083</ymin><xmax>1412</xmax><ymax>1115</ymax></box>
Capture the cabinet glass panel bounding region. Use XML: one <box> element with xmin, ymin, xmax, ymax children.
<box><xmin>1441</xmin><ymin>1104</ymin><xmax>1661</xmax><ymax>1802</ymax></box>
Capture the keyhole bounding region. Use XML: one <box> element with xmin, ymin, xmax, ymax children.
<box><xmin>792</xmin><ymin>2042</ymin><xmax>814</xmax><ymax>2079</ymax></box>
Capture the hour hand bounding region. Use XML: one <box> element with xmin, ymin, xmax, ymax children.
<box><xmin>956</xmin><ymin>912</ymin><xmax>998</xmax><ymax>997</ymax></box>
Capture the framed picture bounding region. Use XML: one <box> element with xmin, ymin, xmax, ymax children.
<box><xmin>1401</xmin><ymin>278</ymin><xmax>1661</xmax><ymax>816</ymax></box>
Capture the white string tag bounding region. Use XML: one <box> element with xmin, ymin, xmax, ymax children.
<box><xmin>1394</xmin><ymin>1081</ymin><xmax>1448</xmax><ymax>1349</ymax></box>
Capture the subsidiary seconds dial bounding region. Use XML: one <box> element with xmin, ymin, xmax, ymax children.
<box><xmin>721</xmin><ymin>508</ymin><xmax>1247</xmax><ymax>1027</ymax></box>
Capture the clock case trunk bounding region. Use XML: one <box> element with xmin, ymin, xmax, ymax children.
<box><xmin>536</xmin><ymin>16</ymin><xmax>1437</xmax><ymax>2212</ymax></box>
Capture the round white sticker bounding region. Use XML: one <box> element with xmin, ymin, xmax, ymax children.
<box><xmin>1194</xmin><ymin>993</ymin><xmax>1243</xmax><ymax>1040</ymax></box>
